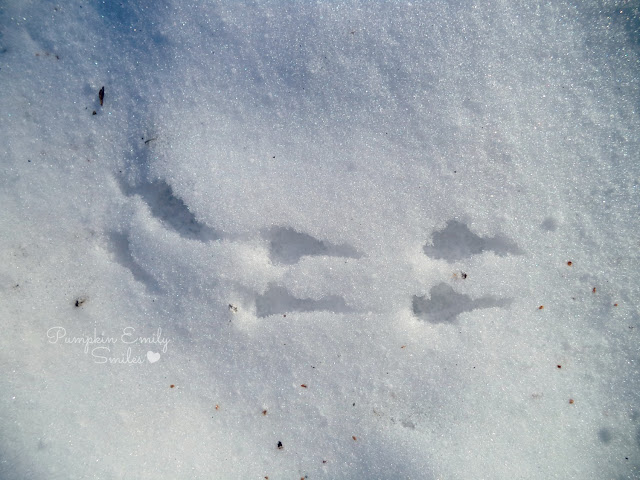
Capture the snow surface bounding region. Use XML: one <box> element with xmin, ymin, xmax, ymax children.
<box><xmin>1</xmin><ymin>0</ymin><xmax>640</xmax><ymax>478</ymax></box>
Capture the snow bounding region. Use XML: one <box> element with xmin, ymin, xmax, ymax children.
<box><xmin>1</xmin><ymin>0</ymin><xmax>639</xmax><ymax>478</ymax></box>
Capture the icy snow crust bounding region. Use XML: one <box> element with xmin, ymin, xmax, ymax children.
<box><xmin>1</xmin><ymin>1</ymin><xmax>640</xmax><ymax>479</ymax></box>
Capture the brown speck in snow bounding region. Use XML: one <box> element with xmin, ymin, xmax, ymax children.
<box><xmin>99</xmin><ymin>86</ymin><xmax>104</xmax><ymax>106</ymax></box>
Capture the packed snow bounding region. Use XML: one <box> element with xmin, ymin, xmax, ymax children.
<box><xmin>1</xmin><ymin>1</ymin><xmax>639</xmax><ymax>478</ymax></box>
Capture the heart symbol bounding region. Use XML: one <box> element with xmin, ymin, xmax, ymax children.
<box><xmin>147</xmin><ymin>351</ymin><xmax>161</xmax><ymax>363</ymax></box>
